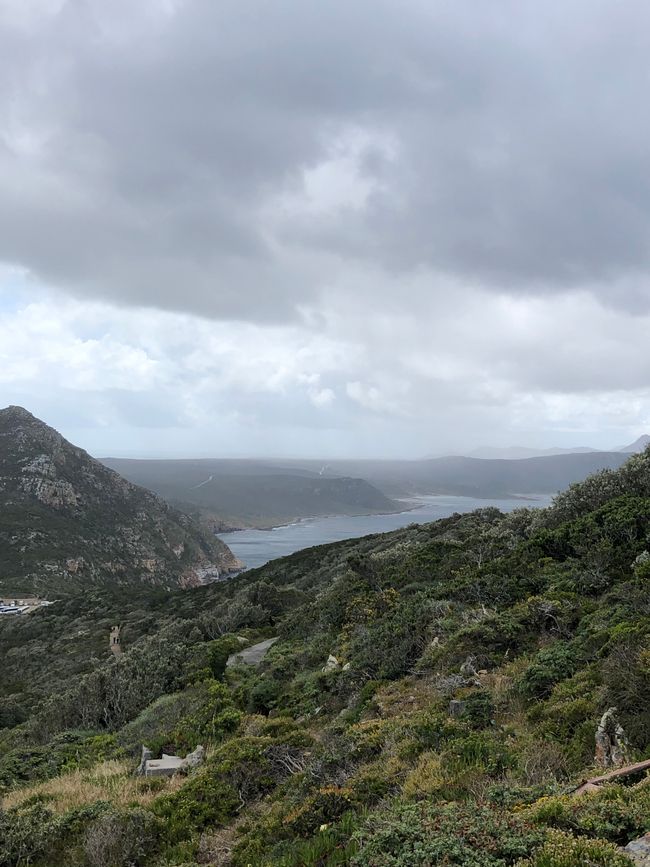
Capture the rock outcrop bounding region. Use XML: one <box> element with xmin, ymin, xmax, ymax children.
<box><xmin>625</xmin><ymin>833</ymin><xmax>650</xmax><ymax>865</ymax></box>
<box><xmin>0</xmin><ymin>406</ymin><xmax>239</xmax><ymax>593</ymax></box>
<box><xmin>137</xmin><ymin>744</ymin><xmax>205</xmax><ymax>777</ymax></box>
<box><xmin>595</xmin><ymin>707</ymin><xmax>629</xmax><ymax>768</ymax></box>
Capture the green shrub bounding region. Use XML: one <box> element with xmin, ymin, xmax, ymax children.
<box><xmin>283</xmin><ymin>786</ymin><xmax>355</xmax><ymax>837</ymax></box>
<box><xmin>462</xmin><ymin>690</ymin><xmax>495</xmax><ymax>729</ymax></box>
<box><xmin>518</xmin><ymin>643</ymin><xmax>581</xmax><ymax>700</ymax></box>
<box><xmin>153</xmin><ymin>771</ymin><xmax>238</xmax><ymax>842</ymax></box>
<box><xmin>351</xmin><ymin>802</ymin><xmax>544</xmax><ymax>866</ymax></box>
<box><xmin>247</xmin><ymin>677</ymin><xmax>282</xmax><ymax>714</ymax></box>
<box><xmin>0</xmin><ymin>801</ymin><xmax>109</xmax><ymax>867</ymax></box>
<box><xmin>445</xmin><ymin>730</ymin><xmax>516</xmax><ymax>776</ymax></box>
<box><xmin>515</xmin><ymin>829</ymin><xmax>632</xmax><ymax>866</ymax></box>
<box><xmin>207</xmin><ymin>635</ymin><xmax>245</xmax><ymax>680</ymax></box>
<box><xmin>171</xmin><ymin>680</ymin><xmax>242</xmax><ymax>751</ymax></box>
<box><xmin>83</xmin><ymin>808</ymin><xmax>158</xmax><ymax>867</ymax></box>
<box><xmin>525</xmin><ymin>785</ymin><xmax>650</xmax><ymax>845</ymax></box>
<box><xmin>0</xmin><ymin>730</ymin><xmax>122</xmax><ymax>791</ymax></box>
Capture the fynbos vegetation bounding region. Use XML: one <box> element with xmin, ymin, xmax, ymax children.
<box><xmin>4</xmin><ymin>449</ymin><xmax>650</xmax><ymax>864</ymax></box>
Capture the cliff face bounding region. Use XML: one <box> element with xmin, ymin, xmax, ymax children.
<box><xmin>0</xmin><ymin>406</ymin><xmax>240</xmax><ymax>593</ymax></box>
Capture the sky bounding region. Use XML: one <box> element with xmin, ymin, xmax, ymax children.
<box><xmin>1</xmin><ymin>0</ymin><xmax>650</xmax><ymax>458</ymax></box>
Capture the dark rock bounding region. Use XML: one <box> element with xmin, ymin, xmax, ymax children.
<box><xmin>449</xmin><ymin>700</ymin><xmax>467</xmax><ymax>718</ymax></box>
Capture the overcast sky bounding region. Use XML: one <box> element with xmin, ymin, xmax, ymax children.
<box><xmin>1</xmin><ymin>0</ymin><xmax>650</xmax><ymax>457</ymax></box>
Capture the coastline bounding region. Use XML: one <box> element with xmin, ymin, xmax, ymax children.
<box><xmin>217</xmin><ymin>492</ymin><xmax>548</xmax><ymax>535</ymax></box>
<box><xmin>218</xmin><ymin>498</ymin><xmax>422</xmax><ymax>534</ymax></box>
<box><xmin>215</xmin><ymin>492</ymin><xmax>553</xmax><ymax>573</ymax></box>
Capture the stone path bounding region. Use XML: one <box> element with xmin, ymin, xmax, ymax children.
<box><xmin>226</xmin><ymin>637</ymin><xmax>279</xmax><ymax>667</ymax></box>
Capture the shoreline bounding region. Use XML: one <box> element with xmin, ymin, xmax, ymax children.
<box><xmin>217</xmin><ymin>492</ymin><xmax>550</xmax><ymax>536</ymax></box>
<box><xmin>217</xmin><ymin>498</ymin><xmax>421</xmax><ymax>534</ymax></box>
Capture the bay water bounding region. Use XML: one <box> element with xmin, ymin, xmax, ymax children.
<box><xmin>218</xmin><ymin>493</ymin><xmax>552</xmax><ymax>571</ymax></box>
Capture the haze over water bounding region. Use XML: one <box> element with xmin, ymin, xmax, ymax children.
<box><xmin>218</xmin><ymin>494</ymin><xmax>553</xmax><ymax>570</ymax></box>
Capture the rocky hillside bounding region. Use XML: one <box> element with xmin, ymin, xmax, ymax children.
<box><xmin>0</xmin><ymin>407</ymin><xmax>239</xmax><ymax>594</ymax></box>
<box><xmin>4</xmin><ymin>449</ymin><xmax>650</xmax><ymax>865</ymax></box>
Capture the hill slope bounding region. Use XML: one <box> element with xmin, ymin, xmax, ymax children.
<box><xmin>0</xmin><ymin>407</ymin><xmax>239</xmax><ymax>594</ymax></box>
<box><xmin>3</xmin><ymin>449</ymin><xmax>650</xmax><ymax>864</ymax></box>
<box><xmin>101</xmin><ymin>457</ymin><xmax>399</xmax><ymax>529</ymax></box>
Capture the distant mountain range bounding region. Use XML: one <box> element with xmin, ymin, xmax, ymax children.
<box><xmin>456</xmin><ymin>434</ymin><xmax>650</xmax><ymax>460</ymax></box>
<box><xmin>619</xmin><ymin>434</ymin><xmax>650</xmax><ymax>453</ymax></box>
<box><xmin>275</xmin><ymin>452</ymin><xmax>632</xmax><ymax>499</ymax></box>
<box><xmin>467</xmin><ymin>445</ymin><xmax>597</xmax><ymax>460</ymax></box>
<box><xmin>103</xmin><ymin>442</ymin><xmax>649</xmax><ymax>529</ymax></box>
<box><xmin>0</xmin><ymin>406</ymin><xmax>239</xmax><ymax>595</ymax></box>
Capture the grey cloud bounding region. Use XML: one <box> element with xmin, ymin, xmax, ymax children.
<box><xmin>2</xmin><ymin>0</ymin><xmax>650</xmax><ymax>319</ymax></box>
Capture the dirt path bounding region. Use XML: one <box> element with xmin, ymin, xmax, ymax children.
<box><xmin>226</xmin><ymin>636</ymin><xmax>279</xmax><ymax>668</ymax></box>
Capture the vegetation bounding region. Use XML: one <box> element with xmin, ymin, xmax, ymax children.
<box><xmin>4</xmin><ymin>448</ymin><xmax>650</xmax><ymax>863</ymax></box>
<box><xmin>0</xmin><ymin>406</ymin><xmax>237</xmax><ymax>596</ymax></box>
<box><xmin>101</xmin><ymin>457</ymin><xmax>399</xmax><ymax>529</ymax></box>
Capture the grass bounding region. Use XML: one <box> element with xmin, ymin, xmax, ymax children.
<box><xmin>1</xmin><ymin>760</ymin><xmax>184</xmax><ymax>813</ymax></box>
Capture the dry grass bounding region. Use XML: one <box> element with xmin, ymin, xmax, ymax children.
<box><xmin>2</xmin><ymin>760</ymin><xmax>184</xmax><ymax>814</ymax></box>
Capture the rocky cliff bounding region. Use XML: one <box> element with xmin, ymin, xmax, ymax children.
<box><xmin>0</xmin><ymin>406</ymin><xmax>240</xmax><ymax>594</ymax></box>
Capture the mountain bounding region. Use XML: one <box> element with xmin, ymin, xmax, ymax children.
<box><xmin>0</xmin><ymin>406</ymin><xmax>239</xmax><ymax>594</ymax></box>
<box><xmin>101</xmin><ymin>457</ymin><xmax>399</xmax><ymax>529</ymax></box>
<box><xmin>619</xmin><ymin>434</ymin><xmax>650</xmax><ymax>453</ymax></box>
<box><xmin>4</xmin><ymin>448</ymin><xmax>650</xmax><ymax>864</ymax></box>
<box><xmin>102</xmin><ymin>452</ymin><xmax>634</xmax><ymax>523</ymax></box>
<box><xmin>467</xmin><ymin>445</ymin><xmax>597</xmax><ymax>459</ymax></box>
<box><xmin>265</xmin><ymin>451</ymin><xmax>631</xmax><ymax>498</ymax></box>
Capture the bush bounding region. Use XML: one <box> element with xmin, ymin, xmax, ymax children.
<box><xmin>84</xmin><ymin>808</ymin><xmax>158</xmax><ymax>867</ymax></box>
<box><xmin>463</xmin><ymin>691</ymin><xmax>495</xmax><ymax>729</ymax></box>
<box><xmin>351</xmin><ymin>802</ymin><xmax>544</xmax><ymax>866</ymax></box>
<box><xmin>0</xmin><ymin>730</ymin><xmax>121</xmax><ymax>791</ymax></box>
<box><xmin>0</xmin><ymin>801</ymin><xmax>108</xmax><ymax>867</ymax></box>
<box><xmin>402</xmin><ymin>752</ymin><xmax>444</xmax><ymax>799</ymax></box>
<box><xmin>153</xmin><ymin>770</ymin><xmax>238</xmax><ymax>842</ymax></box>
<box><xmin>247</xmin><ymin>677</ymin><xmax>282</xmax><ymax>714</ymax></box>
<box><xmin>525</xmin><ymin>785</ymin><xmax>650</xmax><ymax>845</ymax></box>
<box><xmin>518</xmin><ymin>643</ymin><xmax>581</xmax><ymax>700</ymax></box>
<box><xmin>207</xmin><ymin>635</ymin><xmax>245</xmax><ymax>680</ymax></box>
<box><xmin>515</xmin><ymin>829</ymin><xmax>632</xmax><ymax>866</ymax></box>
<box><xmin>444</xmin><ymin>730</ymin><xmax>516</xmax><ymax>776</ymax></box>
<box><xmin>283</xmin><ymin>786</ymin><xmax>355</xmax><ymax>837</ymax></box>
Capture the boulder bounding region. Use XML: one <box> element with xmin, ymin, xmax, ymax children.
<box><xmin>460</xmin><ymin>656</ymin><xmax>477</xmax><ymax>678</ymax></box>
<box><xmin>180</xmin><ymin>745</ymin><xmax>205</xmax><ymax>772</ymax></box>
<box><xmin>136</xmin><ymin>745</ymin><xmax>153</xmax><ymax>776</ymax></box>
<box><xmin>138</xmin><ymin>744</ymin><xmax>205</xmax><ymax>777</ymax></box>
<box><xmin>144</xmin><ymin>753</ymin><xmax>184</xmax><ymax>777</ymax></box>
<box><xmin>625</xmin><ymin>833</ymin><xmax>650</xmax><ymax>865</ymax></box>
<box><xmin>449</xmin><ymin>699</ymin><xmax>467</xmax><ymax>719</ymax></box>
<box><xmin>323</xmin><ymin>654</ymin><xmax>340</xmax><ymax>672</ymax></box>
<box><xmin>595</xmin><ymin>707</ymin><xmax>629</xmax><ymax>768</ymax></box>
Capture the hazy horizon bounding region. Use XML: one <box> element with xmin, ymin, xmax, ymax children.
<box><xmin>2</xmin><ymin>2</ymin><xmax>650</xmax><ymax>457</ymax></box>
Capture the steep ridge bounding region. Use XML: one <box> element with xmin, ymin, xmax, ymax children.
<box><xmin>0</xmin><ymin>406</ymin><xmax>239</xmax><ymax>594</ymax></box>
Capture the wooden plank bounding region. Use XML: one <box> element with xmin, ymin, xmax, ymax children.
<box><xmin>569</xmin><ymin>758</ymin><xmax>650</xmax><ymax>796</ymax></box>
<box><xmin>586</xmin><ymin>758</ymin><xmax>650</xmax><ymax>786</ymax></box>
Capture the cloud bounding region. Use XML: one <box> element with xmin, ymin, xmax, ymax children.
<box><xmin>2</xmin><ymin>2</ymin><xmax>650</xmax><ymax>455</ymax></box>
<box><xmin>2</xmin><ymin>280</ymin><xmax>650</xmax><ymax>457</ymax></box>
<box><xmin>3</xmin><ymin>0</ymin><xmax>650</xmax><ymax>322</ymax></box>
